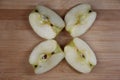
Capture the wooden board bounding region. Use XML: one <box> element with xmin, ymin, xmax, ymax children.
<box><xmin>0</xmin><ymin>0</ymin><xmax>120</xmax><ymax>80</ymax></box>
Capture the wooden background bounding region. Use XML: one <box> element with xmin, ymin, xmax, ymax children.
<box><xmin>0</xmin><ymin>0</ymin><xmax>120</xmax><ymax>80</ymax></box>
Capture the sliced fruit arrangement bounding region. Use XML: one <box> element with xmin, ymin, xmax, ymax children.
<box><xmin>28</xmin><ymin>3</ymin><xmax>97</xmax><ymax>74</ymax></box>
<box><xmin>29</xmin><ymin>40</ymin><xmax>64</xmax><ymax>74</ymax></box>
<box><xmin>64</xmin><ymin>38</ymin><xmax>97</xmax><ymax>73</ymax></box>
<box><xmin>29</xmin><ymin>5</ymin><xmax>65</xmax><ymax>39</ymax></box>
<box><xmin>65</xmin><ymin>4</ymin><xmax>97</xmax><ymax>37</ymax></box>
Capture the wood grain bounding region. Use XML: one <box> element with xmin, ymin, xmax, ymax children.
<box><xmin>0</xmin><ymin>0</ymin><xmax>120</xmax><ymax>80</ymax></box>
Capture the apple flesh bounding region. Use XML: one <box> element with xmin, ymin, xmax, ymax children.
<box><xmin>65</xmin><ymin>4</ymin><xmax>97</xmax><ymax>37</ymax></box>
<box><xmin>64</xmin><ymin>38</ymin><xmax>97</xmax><ymax>73</ymax></box>
<box><xmin>29</xmin><ymin>40</ymin><xmax>64</xmax><ymax>74</ymax></box>
<box><xmin>29</xmin><ymin>5</ymin><xmax>65</xmax><ymax>39</ymax></box>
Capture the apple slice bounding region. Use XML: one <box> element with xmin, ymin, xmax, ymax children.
<box><xmin>29</xmin><ymin>40</ymin><xmax>64</xmax><ymax>74</ymax></box>
<box><xmin>29</xmin><ymin>5</ymin><xmax>65</xmax><ymax>39</ymax></box>
<box><xmin>64</xmin><ymin>38</ymin><xmax>97</xmax><ymax>73</ymax></box>
<box><xmin>65</xmin><ymin>4</ymin><xmax>97</xmax><ymax>37</ymax></box>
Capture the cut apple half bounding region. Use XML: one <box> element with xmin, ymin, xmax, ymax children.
<box><xmin>65</xmin><ymin>4</ymin><xmax>97</xmax><ymax>37</ymax></box>
<box><xmin>29</xmin><ymin>5</ymin><xmax>65</xmax><ymax>39</ymax></box>
<box><xmin>64</xmin><ymin>38</ymin><xmax>97</xmax><ymax>73</ymax></box>
<box><xmin>29</xmin><ymin>40</ymin><xmax>64</xmax><ymax>74</ymax></box>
